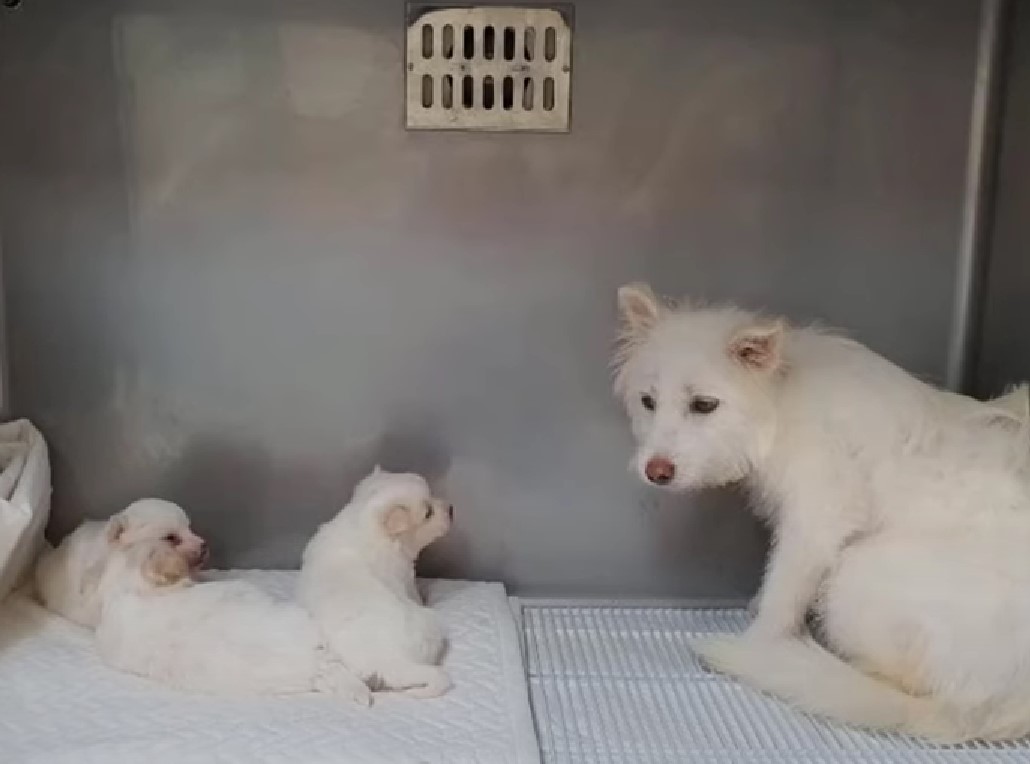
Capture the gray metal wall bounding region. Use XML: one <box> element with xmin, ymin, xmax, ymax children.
<box><xmin>0</xmin><ymin>0</ymin><xmax>984</xmax><ymax>597</ymax></box>
<box><xmin>977</xmin><ymin>3</ymin><xmax>1030</xmax><ymax>400</ymax></box>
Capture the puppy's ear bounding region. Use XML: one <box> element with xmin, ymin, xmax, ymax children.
<box><xmin>381</xmin><ymin>505</ymin><xmax>412</xmax><ymax>537</ymax></box>
<box><xmin>105</xmin><ymin>517</ymin><xmax>127</xmax><ymax>545</ymax></box>
<box><xmin>617</xmin><ymin>283</ymin><xmax>662</xmax><ymax>336</ymax></box>
<box><xmin>729</xmin><ymin>319</ymin><xmax>786</xmax><ymax>372</ymax></box>
<box><xmin>143</xmin><ymin>548</ymin><xmax>190</xmax><ymax>587</ymax></box>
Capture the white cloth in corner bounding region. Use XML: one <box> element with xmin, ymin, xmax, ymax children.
<box><xmin>0</xmin><ymin>419</ymin><xmax>51</xmax><ymax>601</ymax></box>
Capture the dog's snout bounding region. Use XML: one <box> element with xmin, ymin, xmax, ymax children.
<box><xmin>645</xmin><ymin>456</ymin><xmax>676</xmax><ymax>486</ymax></box>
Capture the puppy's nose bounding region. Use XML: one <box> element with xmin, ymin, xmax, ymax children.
<box><xmin>447</xmin><ymin>504</ymin><xmax>454</xmax><ymax>519</ymax></box>
<box><xmin>644</xmin><ymin>456</ymin><xmax>676</xmax><ymax>486</ymax></box>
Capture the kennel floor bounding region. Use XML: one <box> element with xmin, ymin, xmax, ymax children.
<box><xmin>520</xmin><ymin>604</ymin><xmax>1030</xmax><ymax>764</ymax></box>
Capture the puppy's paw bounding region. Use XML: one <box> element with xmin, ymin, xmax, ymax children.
<box><xmin>403</xmin><ymin>667</ymin><xmax>452</xmax><ymax>700</ymax></box>
<box><xmin>348</xmin><ymin>682</ymin><xmax>374</xmax><ymax>708</ymax></box>
<box><xmin>315</xmin><ymin>665</ymin><xmax>373</xmax><ymax>707</ymax></box>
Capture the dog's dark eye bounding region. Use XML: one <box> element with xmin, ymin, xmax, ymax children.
<box><xmin>689</xmin><ymin>396</ymin><xmax>720</xmax><ymax>414</ymax></box>
<box><xmin>425</xmin><ymin>504</ymin><xmax>434</xmax><ymax>519</ymax></box>
<box><xmin>164</xmin><ymin>533</ymin><xmax>181</xmax><ymax>545</ymax></box>
<box><xmin>641</xmin><ymin>393</ymin><xmax>656</xmax><ymax>411</ymax></box>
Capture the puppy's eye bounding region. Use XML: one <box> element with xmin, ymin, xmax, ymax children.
<box><xmin>640</xmin><ymin>393</ymin><xmax>656</xmax><ymax>411</ymax></box>
<box><xmin>164</xmin><ymin>533</ymin><xmax>181</xmax><ymax>545</ymax></box>
<box><xmin>689</xmin><ymin>396</ymin><xmax>720</xmax><ymax>414</ymax></box>
<box><xmin>425</xmin><ymin>503</ymin><xmax>434</xmax><ymax>519</ymax></box>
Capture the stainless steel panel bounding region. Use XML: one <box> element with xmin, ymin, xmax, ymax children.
<box><xmin>977</xmin><ymin>3</ymin><xmax>1030</xmax><ymax>399</ymax></box>
<box><xmin>0</xmin><ymin>0</ymin><xmax>981</xmax><ymax>596</ymax></box>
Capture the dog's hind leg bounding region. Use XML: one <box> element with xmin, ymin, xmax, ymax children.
<box><xmin>378</xmin><ymin>662</ymin><xmax>452</xmax><ymax>699</ymax></box>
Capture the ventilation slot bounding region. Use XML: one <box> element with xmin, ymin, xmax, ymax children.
<box><xmin>406</xmin><ymin>5</ymin><xmax>572</xmax><ymax>132</ymax></box>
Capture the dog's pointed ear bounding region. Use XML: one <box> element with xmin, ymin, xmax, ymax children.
<box><xmin>381</xmin><ymin>505</ymin><xmax>412</xmax><ymax>537</ymax></box>
<box><xmin>105</xmin><ymin>516</ymin><xmax>127</xmax><ymax>545</ymax></box>
<box><xmin>729</xmin><ymin>319</ymin><xmax>786</xmax><ymax>372</ymax></box>
<box><xmin>617</xmin><ymin>283</ymin><xmax>662</xmax><ymax>336</ymax></box>
<box><xmin>991</xmin><ymin>384</ymin><xmax>1030</xmax><ymax>420</ymax></box>
<box><xmin>143</xmin><ymin>548</ymin><xmax>190</xmax><ymax>587</ymax></box>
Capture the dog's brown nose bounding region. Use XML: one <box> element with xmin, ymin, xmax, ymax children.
<box><xmin>645</xmin><ymin>456</ymin><xmax>676</xmax><ymax>485</ymax></box>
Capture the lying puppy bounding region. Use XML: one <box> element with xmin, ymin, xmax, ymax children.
<box><xmin>94</xmin><ymin>538</ymin><xmax>371</xmax><ymax>702</ymax></box>
<box><xmin>298</xmin><ymin>467</ymin><xmax>453</xmax><ymax>699</ymax></box>
<box><xmin>613</xmin><ymin>283</ymin><xmax>1030</xmax><ymax>742</ymax></box>
<box><xmin>35</xmin><ymin>498</ymin><xmax>207</xmax><ymax>627</ymax></box>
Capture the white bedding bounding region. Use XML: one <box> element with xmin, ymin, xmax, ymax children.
<box><xmin>0</xmin><ymin>419</ymin><xmax>51</xmax><ymax>601</ymax></box>
<box><xmin>0</xmin><ymin>574</ymin><xmax>540</xmax><ymax>764</ymax></box>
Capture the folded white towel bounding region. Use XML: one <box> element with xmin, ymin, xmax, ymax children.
<box><xmin>0</xmin><ymin>419</ymin><xmax>51</xmax><ymax>600</ymax></box>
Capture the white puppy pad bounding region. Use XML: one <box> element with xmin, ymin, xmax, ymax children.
<box><xmin>0</xmin><ymin>575</ymin><xmax>540</xmax><ymax>764</ymax></box>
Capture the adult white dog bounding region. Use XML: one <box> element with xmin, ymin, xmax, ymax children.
<box><xmin>298</xmin><ymin>467</ymin><xmax>453</xmax><ymax>699</ymax></box>
<box><xmin>94</xmin><ymin>537</ymin><xmax>371</xmax><ymax>702</ymax></box>
<box><xmin>613</xmin><ymin>282</ymin><xmax>1030</xmax><ymax>742</ymax></box>
<box><xmin>35</xmin><ymin>498</ymin><xmax>207</xmax><ymax>628</ymax></box>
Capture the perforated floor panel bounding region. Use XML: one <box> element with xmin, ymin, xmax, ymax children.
<box><xmin>522</xmin><ymin>605</ymin><xmax>1030</xmax><ymax>763</ymax></box>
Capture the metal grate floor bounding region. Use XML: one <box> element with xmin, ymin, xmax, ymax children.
<box><xmin>521</xmin><ymin>605</ymin><xmax>1030</xmax><ymax>764</ymax></box>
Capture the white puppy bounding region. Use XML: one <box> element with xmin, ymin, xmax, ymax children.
<box><xmin>298</xmin><ymin>467</ymin><xmax>453</xmax><ymax>699</ymax></box>
<box><xmin>613</xmin><ymin>283</ymin><xmax>1030</xmax><ymax>742</ymax></box>
<box><xmin>35</xmin><ymin>498</ymin><xmax>207</xmax><ymax>628</ymax></box>
<box><xmin>94</xmin><ymin>537</ymin><xmax>371</xmax><ymax>702</ymax></box>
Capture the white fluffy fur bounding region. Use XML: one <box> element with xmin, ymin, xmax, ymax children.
<box><xmin>34</xmin><ymin>499</ymin><xmax>206</xmax><ymax>628</ymax></box>
<box><xmin>94</xmin><ymin>538</ymin><xmax>370</xmax><ymax>703</ymax></box>
<box><xmin>298</xmin><ymin>467</ymin><xmax>453</xmax><ymax>699</ymax></box>
<box><xmin>613</xmin><ymin>283</ymin><xmax>1030</xmax><ymax>742</ymax></box>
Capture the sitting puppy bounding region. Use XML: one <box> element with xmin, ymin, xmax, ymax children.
<box><xmin>94</xmin><ymin>538</ymin><xmax>371</xmax><ymax>702</ymax></box>
<box><xmin>298</xmin><ymin>467</ymin><xmax>453</xmax><ymax>699</ymax></box>
<box><xmin>35</xmin><ymin>498</ymin><xmax>207</xmax><ymax>628</ymax></box>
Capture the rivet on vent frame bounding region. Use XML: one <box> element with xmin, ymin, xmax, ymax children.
<box><xmin>406</xmin><ymin>6</ymin><xmax>572</xmax><ymax>131</ymax></box>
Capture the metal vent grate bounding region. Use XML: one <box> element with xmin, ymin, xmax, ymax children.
<box><xmin>405</xmin><ymin>5</ymin><xmax>572</xmax><ymax>132</ymax></box>
<box><xmin>523</xmin><ymin>604</ymin><xmax>1030</xmax><ymax>763</ymax></box>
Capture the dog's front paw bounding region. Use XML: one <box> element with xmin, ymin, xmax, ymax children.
<box><xmin>689</xmin><ymin>635</ymin><xmax>746</xmax><ymax>674</ymax></box>
<box><xmin>745</xmin><ymin>612</ymin><xmax>801</xmax><ymax>641</ymax></box>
